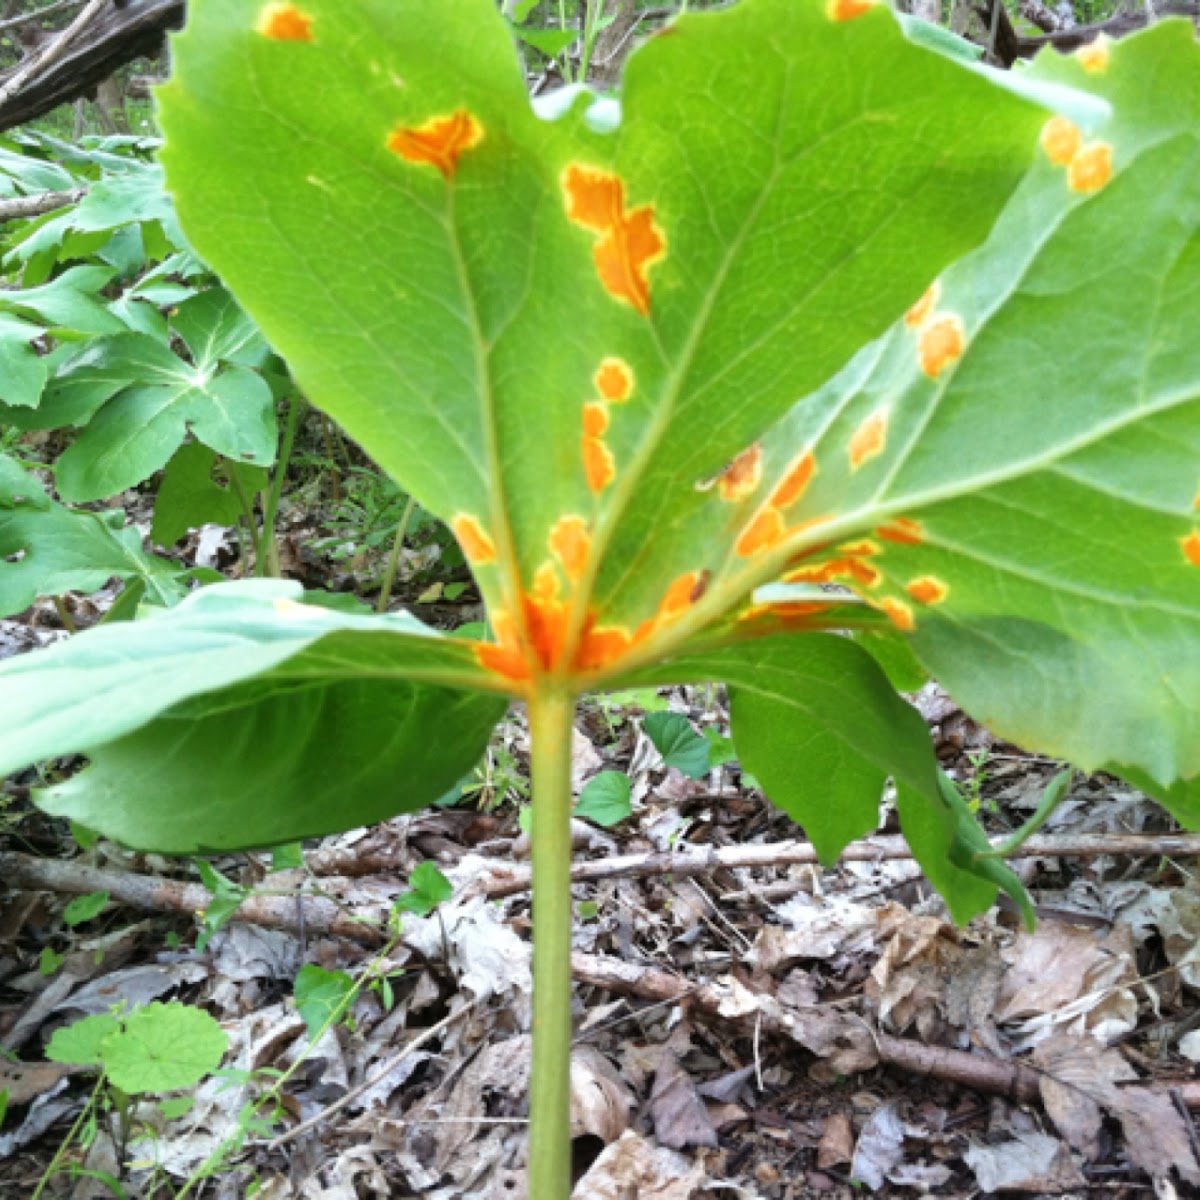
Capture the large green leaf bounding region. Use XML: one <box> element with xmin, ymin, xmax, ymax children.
<box><xmin>52</xmin><ymin>289</ymin><xmax>277</xmax><ymax>502</ymax></box>
<box><xmin>159</xmin><ymin>0</ymin><xmax>1046</xmax><ymax>623</ymax></box>
<box><xmin>0</xmin><ymin>580</ymin><xmax>507</xmax><ymax>851</ymax></box>
<box><xmin>643</xmin><ymin>23</ymin><xmax>1200</xmax><ymax>811</ymax></box>
<box><xmin>631</xmin><ymin>633</ymin><xmax>1031</xmax><ymax>922</ymax></box>
<box><xmin>0</xmin><ymin>453</ymin><xmax>186</xmax><ymax>616</ymax></box>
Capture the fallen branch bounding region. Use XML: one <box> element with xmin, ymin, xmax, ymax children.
<box><xmin>472</xmin><ymin>831</ymin><xmax>1200</xmax><ymax>900</ymax></box>
<box><xmin>0</xmin><ymin>0</ymin><xmax>111</xmax><ymax>109</ymax></box>
<box><xmin>570</xmin><ymin>950</ymin><xmax>1200</xmax><ymax>1110</ymax></box>
<box><xmin>0</xmin><ymin>851</ymin><xmax>384</xmax><ymax>945</ymax></box>
<box><xmin>0</xmin><ymin>185</ymin><xmax>86</xmax><ymax>221</ymax></box>
<box><xmin>0</xmin><ymin>0</ymin><xmax>83</xmax><ymax>34</ymax></box>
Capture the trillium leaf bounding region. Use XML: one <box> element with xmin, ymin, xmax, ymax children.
<box><xmin>158</xmin><ymin>0</ymin><xmax>1046</xmax><ymax>679</ymax></box>
<box><xmin>0</xmin><ymin>580</ymin><xmax>507</xmax><ymax>852</ymax></box>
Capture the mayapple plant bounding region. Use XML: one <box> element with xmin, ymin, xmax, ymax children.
<box><xmin>1</xmin><ymin>1</ymin><xmax>1198</xmax><ymax>1194</ymax></box>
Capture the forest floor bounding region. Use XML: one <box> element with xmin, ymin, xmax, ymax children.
<box><xmin>3</xmin><ymin>466</ymin><xmax>1200</xmax><ymax>1200</ymax></box>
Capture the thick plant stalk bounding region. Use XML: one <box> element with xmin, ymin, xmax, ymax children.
<box><xmin>527</xmin><ymin>686</ymin><xmax>577</xmax><ymax>1200</ymax></box>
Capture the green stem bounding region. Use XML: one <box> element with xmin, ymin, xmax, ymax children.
<box><xmin>51</xmin><ymin>595</ymin><xmax>77</xmax><ymax>634</ymax></box>
<box><xmin>31</xmin><ymin>1074</ymin><xmax>106</xmax><ymax>1200</ymax></box>
<box><xmin>527</xmin><ymin>685</ymin><xmax>577</xmax><ymax>1200</ymax></box>
<box><xmin>376</xmin><ymin>494</ymin><xmax>417</xmax><ymax>614</ymax></box>
<box><xmin>260</xmin><ymin>396</ymin><xmax>306</xmax><ymax>579</ymax></box>
<box><xmin>227</xmin><ymin>469</ymin><xmax>264</xmax><ymax>576</ymax></box>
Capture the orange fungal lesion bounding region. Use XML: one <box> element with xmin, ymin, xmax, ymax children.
<box><xmin>583</xmin><ymin>434</ymin><xmax>616</xmax><ymax>494</ymax></box>
<box><xmin>905</xmin><ymin>281</ymin><xmax>941</xmax><ymax>329</ymax></box>
<box><xmin>717</xmin><ymin>444</ymin><xmax>764</xmax><ymax>503</ymax></box>
<box><xmin>770</xmin><ymin>451</ymin><xmax>817</xmax><ymax>508</ymax></box>
<box><xmin>878</xmin><ymin>596</ymin><xmax>915</xmax><ymax>632</ymax></box>
<box><xmin>255</xmin><ymin>2</ymin><xmax>314</xmax><ymax>40</ymax></box>
<box><xmin>876</xmin><ymin>517</ymin><xmax>924</xmax><ymax>545</ymax></box>
<box><xmin>595</xmin><ymin>358</ymin><xmax>634</xmax><ymax>402</ymax></box>
<box><xmin>452</xmin><ymin>514</ymin><xmax>496</xmax><ymax>564</ymax></box>
<box><xmin>387</xmin><ymin>109</ymin><xmax>484</xmax><ymax>180</ymax></box>
<box><xmin>848</xmin><ymin>409</ymin><xmax>888</xmax><ymax>469</ymax></box>
<box><xmin>582</xmin><ymin>402</ymin><xmax>610</xmax><ymax>438</ymax></box>
<box><xmin>906</xmin><ymin>576</ymin><xmax>949</xmax><ymax>605</ymax></box>
<box><xmin>918</xmin><ymin>314</ymin><xmax>966</xmax><ymax>379</ymax></box>
<box><xmin>826</xmin><ymin>0</ymin><xmax>877</xmax><ymax>19</ymax></box>
<box><xmin>1067</xmin><ymin>142</ymin><xmax>1114</xmax><ymax>193</ymax></box>
<box><xmin>1181</xmin><ymin>530</ymin><xmax>1200</xmax><ymax>567</ymax></box>
<box><xmin>562</xmin><ymin>164</ymin><xmax>666</xmax><ymax>315</ymax></box>
<box><xmin>1075</xmin><ymin>35</ymin><xmax>1111</xmax><ymax>73</ymax></box>
<box><xmin>736</xmin><ymin>507</ymin><xmax>787</xmax><ymax>558</ymax></box>
<box><xmin>1040</xmin><ymin>116</ymin><xmax>1083</xmax><ymax>167</ymax></box>
<box><xmin>549</xmin><ymin>515</ymin><xmax>591</xmax><ymax>581</ymax></box>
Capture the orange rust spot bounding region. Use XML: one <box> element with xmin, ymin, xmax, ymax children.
<box><xmin>1182</xmin><ymin>530</ymin><xmax>1200</xmax><ymax>566</ymax></box>
<box><xmin>549</xmin><ymin>515</ymin><xmax>590</xmax><ymax>581</ymax></box>
<box><xmin>879</xmin><ymin>596</ymin><xmax>915</xmax><ymax>632</ymax></box>
<box><xmin>826</xmin><ymin>0</ymin><xmax>876</xmax><ymax>18</ymax></box>
<box><xmin>563</xmin><ymin>164</ymin><xmax>665</xmax><ymax>315</ymax></box>
<box><xmin>1040</xmin><ymin>116</ymin><xmax>1082</xmax><ymax>167</ymax></box>
<box><xmin>877</xmin><ymin>517</ymin><xmax>924</xmax><ymax>545</ymax></box>
<box><xmin>595</xmin><ymin>358</ymin><xmax>634</xmax><ymax>402</ymax></box>
<box><xmin>918</xmin><ymin>314</ymin><xmax>966</xmax><ymax>379</ymax></box>
<box><xmin>452</xmin><ymin>514</ymin><xmax>496</xmax><ymax>564</ymax></box>
<box><xmin>849</xmin><ymin>409</ymin><xmax>888</xmax><ymax>469</ymax></box>
<box><xmin>1075</xmin><ymin>35</ymin><xmax>1110</xmax><ymax>73</ymax></box>
<box><xmin>256</xmin><ymin>2</ymin><xmax>314</xmax><ymax>40</ymax></box>
<box><xmin>906</xmin><ymin>576</ymin><xmax>949</xmax><ymax>605</ymax></box>
<box><xmin>718</xmin><ymin>444</ymin><xmax>763</xmax><ymax>503</ymax></box>
<box><xmin>839</xmin><ymin>539</ymin><xmax>880</xmax><ymax>557</ymax></box>
<box><xmin>905</xmin><ymin>282</ymin><xmax>941</xmax><ymax>329</ymax></box>
<box><xmin>769</xmin><ymin>601</ymin><xmax>838</xmax><ymax>619</ymax></box>
<box><xmin>583</xmin><ymin>436</ymin><xmax>616</xmax><ymax>494</ymax></box>
<box><xmin>387</xmin><ymin>109</ymin><xmax>483</xmax><ymax>180</ymax></box>
<box><xmin>1068</xmin><ymin>142</ymin><xmax>1113</xmax><ymax>193</ymax></box>
<box><xmin>576</xmin><ymin>624</ymin><xmax>633</xmax><ymax>672</ymax></box>
<box><xmin>523</xmin><ymin>563</ymin><xmax>568</xmax><ymax>670</ymax></box>
<box><xmin>736</xmin><ymin>507</ymin><xmax>786</xmax><ymax>557</ymax></box>
<box><xmin>474</xmin><ymin>611</ymin><xmax>531</xmax><ymax>683</ymax></box>
<box><xmin>582</xmin><ymin>401</ymin><xmax>610</xmax><ymax>438</ymax></box>
<box><xmin>787</xmin><ymin>556</ymin><xmax>879</xmax><ymax>588</ymax></box>
<box><xmin>771</xmin><ymin>451</ymin><xmax>817</xmax><ymax>508</ymax></box>
<box><xmin>658</xmin><ymin>570</ymin><xmax>707</xmax><ymax>621</ymax></box>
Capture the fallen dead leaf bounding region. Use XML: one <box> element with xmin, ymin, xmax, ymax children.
<box><xmin>816</xmin><ymin>1111</ymin><xmax>854</xmax><ymax>1170</ymax></box>
<box><xmin>649</xmin><ymin>1049</ymin><xmax>718</xmax><ymax>1150</ymax></box>
<box><xmin>964</xmin><ymin>1129</ymin><xmax>1085</xmax><ymax>1192</ymax></box>
<box><xmin>571</xmin><ymin>1129</ymin><xmax>707</xmax><ymax>1199</ymax></box>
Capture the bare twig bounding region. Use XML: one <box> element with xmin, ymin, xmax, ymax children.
<box><xmin>0</xmin><ymin>0</ymin><xmax>110</xmax><ymax>107</ymax></box>
<box><xmin>570</xmin><ymin>950</ymin><xmax>1200</xmax><ymax>1110</ymax></box>
<box><xmin>0</xmin><ymin>185</ymin><xmax>86</xmax><ymax>221</ymax></box>
<box><xmin>0</xmin><ymin>851</ymin><xmax>385</xmax><ymax>944</ymax></box>
<box><xmin>470</xmin><ymin>831</ymin><xmax>1200</xmax><ymax>900</ymax></box>
<box><xmin>0</xmin><ymin>0</ymin><xmax>82</xmax><ymax>34</ymax></box>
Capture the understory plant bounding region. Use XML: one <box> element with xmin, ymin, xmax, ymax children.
<box><xmin>1</xmin><ymin>1</ymin><xmax>1198</xmax><ymax>1195</ymax></box>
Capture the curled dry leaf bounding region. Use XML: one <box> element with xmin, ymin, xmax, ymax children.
<box><xmin>963</xmin><ymin>1129</ymin><xmax>1085</xmax><ymax>1193</ymax></box>
<box><xmin>648</xmin><ymin>1049</ymin><xmax>719</xmax><ymax>1151</ymax></box>
<box><xmin>571</xmin><ymin>1129</ymin><xmax>708</xmax><ymax>1200</ymax></box>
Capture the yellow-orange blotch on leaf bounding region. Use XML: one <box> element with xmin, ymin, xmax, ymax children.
<box><xmin>474</xmin><ymin>611</ymin><xmax>530</xmax><ymax>683</ymax></box>
<box><xmin>905</xmin><ymin>281</ymin><xmax>940</xmax><ymax>329</ymax></box>
<box><xmin>1182</xmin><ymin>530</ymin><xmax>1200</xmax><ymax>567</ymax></box>
<box><xmin>658</xmin><ymin>570</ymin><xmax>708</xmax><ymax>621</ymax></box>
<box><xmin>736</xmin><ymin>507</ymin><xmax>786</xmax><ymax>557</ymax></box>
<box><xmin>1068</xmin><ymin>142</ymin><xmax>1114</xmax><ymax>193</ymax></box>
<box><xmin>880</xmin><ymin>596</ymin><xmax>915</xmax><ymax>632</ymax></box>
<box><xmin>452</xmin><ymin>514</ymin><xmax>496</xmax><ymax>564</ymax></box>
<box><xmin>387</xmin><ymin>109</ymin><xmax>483</xmax><ymax>180</ymax></box>
<box><xmin>256</xmin><ymin>2</ymin><xmax>314</xmax><ymax>40</ymax></box>
<box><xmin>717</xmin><ymin>444</ymin><xmax>763</xmax><ymax>502</ymax></box>
<box><xmin>839</xmin><ymin>539</ymin><xmax>880</xmax><ymax>557</ymax></box>
<box><xmin>906</xmin><ymin>576</ymin><xmax>949</xmax><ymax>605</ymax></box>
<box><xmin>1076</xmin><ymin>35</ymin><xmax>1110</xmax><ymax>73</ymax></box>
<box><xmin>826</xmin><ymin>0</ymin><xmax>876</xmax><ymax>19</ymax></box>
<box><xmin>576</xmin><ymin>625</ymin><xmax>633</xmax><ymax>672</ymax></box>
<box><xmin>849</xmin><ymin>409</ymin><xmax>888</xmax><ymax>469</ymax></box>
<box><xmin>1040</xmin><ymin>116</ymin><xmax>1083</xmax><ymax>167</ymax></box>
<box><xmin>918</xmin><ymin>314</ymin><xmax>966</xmax><ymax>379</ymax></box>
<box><xmin>877</xmin><ymin>517</ymin><xmax>924</xmax><ymax>545</ymax></box>
<box><xmin>522</xmin><ymin>563</ymin><xmax>569</xmax><ymax>670</ymax></box>
<box><xmin>771</xmin><ymin>451</ymin><xmax>816</xmax><ymax>508</ymax></box>
<box><xmin>562</xmin><ymin>164</ymin><xmax>666</xmax><ymax>315</ymax></box>
<box><xmin>549</xmin><ymin>515</ymin><xmax>590</xmax><ymax>581</ymax></box>
<box><xmin>583</xmin><ymin>436</ymin><xmax>616</xmax><ymax>494</ymax></box>
<box><xmin>582</xmin><ymin>402</ymin><xmax>610</xmax><ymax>438</ymax></box>
<box><xmin>595</xmin><ymin>358</ymin><xmax>634</xmax><ymax>402</ymax></box>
